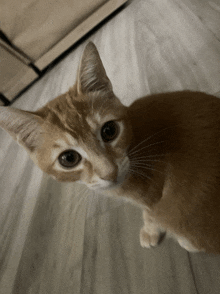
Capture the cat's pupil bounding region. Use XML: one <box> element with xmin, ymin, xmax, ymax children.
<box><xmin>101</xmin><ymin>121</ymin><xmax>119</xmax><ymax>142</ymax></box>
<box><xmin>58</xmin><ymin>150</ymin><xmax>81</xmax><ymax>168</ymax></box>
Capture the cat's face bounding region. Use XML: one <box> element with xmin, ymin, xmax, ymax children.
<box><xmin>33</xmin><ymin>88</ymin><xmax>132</xmax><ymax>190</ymax></box>
<box><xmin>0</xmin><ymin>42</ymin><xmax>132</xmax><ymax>191</ymax></box>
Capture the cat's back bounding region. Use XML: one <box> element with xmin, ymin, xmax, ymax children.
<box><xmin>128</xmin><ymin>91</ymin><xmax>220</xmax><ymax>128</ymax></box>
<box><xmin>128</xmin><ymin>91</ymin><xmax>220</xmax><ymax>156</ymax></box>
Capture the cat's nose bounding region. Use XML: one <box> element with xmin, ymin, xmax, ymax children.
<box><xmin>100</xmin><ymin>167</ymin><xmax>118</xmax><ymax>182</ymax></box>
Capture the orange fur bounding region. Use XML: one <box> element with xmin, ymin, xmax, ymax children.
<box><xmin>126</xmin><ymin>91</ymin><xmax>220</xmax><ymax>253</ymax></box>
<box><xmin>1</xmin><ymin>43</ymin><xmax>220</xmax><ymax>253</ymax></box>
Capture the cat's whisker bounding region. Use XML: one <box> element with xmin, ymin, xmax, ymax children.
<box><xmin>128</xmin><ymin>168</ymin><xmax>159</xmax><ymax>187</ymax></box>
<box><xmin>128</xmin><ymin>168</ymin><xmax>151</xmax><ymax>180</ymax></box>
<box><xmin>130</xmin><ymin>162</ymin><xmax>153</xmax><ymax>167</ymax></box>
<box><xmin>127</xmin><ymin>125</ymin><xmax>179</xmax><ymax>155</ymax></box>
<box><xmin>130</xmin><ymin>158</ymin><xmax>167</xmax><ymax>165</ymax></box>
<box><xmin>128</xmin><ymin>149</ymin><xmax>171</xmax><ymax>161</ymax></box>
<box><xmin>130</xmin><ymin>163</ymin><xmax>165</xmax><ymax>175</ymax></box>
<box><xmin>128</xmin><ymin>140</ymin><xmax>167</xmax><ymax>158</ymax></box>
<box><xmin>130</xmin><ymin>153</ymin><xmax>170</xmax><ymax>160</ymax></box>
<box><xmin>130</xmin><ymin>154</ymin><xmax>168</xmax><ymax>160</ymax></box>
<box><xmin>130</xmin><ymin>163</ymin><xmax>183</xmax><ymax>188</ymax></box>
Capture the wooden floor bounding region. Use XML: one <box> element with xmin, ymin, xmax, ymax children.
<box><xmin>1</xmin><ymin>0</ymin><xmax>220</xmax><ymax>293</ymax></box>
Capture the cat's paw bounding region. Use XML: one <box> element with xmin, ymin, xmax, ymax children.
<box><xmin>140</xmin><ymin>227</ymin><xmax>160</xmax><ymax>248</ymax></box>
<box><xmin>140</xmin><ymin>227</ymin><xmax>166</xmax><ymax>248</ymax></box>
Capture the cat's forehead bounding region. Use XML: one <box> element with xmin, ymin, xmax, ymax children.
<box><xmin>39</xmin><ymin>90</ymin><xmax>127</xmax><ymax>152</ymax></box>
<box><xmin>46</xmin><ymin>91</ymin><xmax>123</xmax><ymax>125</ymax></box>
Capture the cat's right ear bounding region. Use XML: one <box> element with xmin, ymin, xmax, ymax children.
<box><xmin>0</xmin><ymin>106</ymin><xmax>43</xmax><ymax>153</ymax></box>
<box><xmin>76</xmin><ymin>42</ymin><xmax>113</xmax><ymax>95</ymax></box>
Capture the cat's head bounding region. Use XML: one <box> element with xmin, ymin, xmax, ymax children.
<box><xmin>0</xmin><ymin>42</ymin><xmax>132</xmax><ymax>191</ymax></box>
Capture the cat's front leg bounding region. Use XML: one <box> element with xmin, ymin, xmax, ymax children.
<box><xmin>140</xmin><ymin>210</ymin><xmax>165</xmax><ymax>248</ymax></box>
<box><xmin>176</xmin><ymin>236</ymin><xmax>202</xmax><ymax>252</ymax></box>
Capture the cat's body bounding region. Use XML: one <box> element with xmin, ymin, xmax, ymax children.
<box><xmin>126</xmin><ymin>91</ymin><xmax>220</xmax><ymax>253</ymax></box>
<box><xmin>1</xmin><ymin>42</ymin><xmax>220</xmax><ymax>254</ymax></box>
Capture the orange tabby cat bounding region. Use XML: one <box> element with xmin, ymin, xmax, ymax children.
<box><xmin>1</xmin><ymin>42</ymin><xmax>220</xmax><ymax>254</ymax></box>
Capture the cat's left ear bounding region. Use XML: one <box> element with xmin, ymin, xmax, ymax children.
<box><xmin>0</xmin><ymin>106</ymin><xmax>43</xmax><ymax>152</ymax></box>
<box><xmin>76</xmin><ymin>42</ymin><xmax>113</xmax><ymax>95</ymax></box>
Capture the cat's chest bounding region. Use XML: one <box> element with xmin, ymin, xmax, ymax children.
<box><xmin>109</xmin><ymin>170</ymin><xmax>165</xmax><ymax>208</ymax></box>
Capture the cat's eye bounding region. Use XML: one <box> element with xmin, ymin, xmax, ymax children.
<box><xmin>58</xmin><ymin>150</ymin><xmax>82</xmax><ymax>168</ymax></box>
<box><xmin>101</xmin><ymin>121</ymin><xmax>119</xmax><ymax>143</ymax></box>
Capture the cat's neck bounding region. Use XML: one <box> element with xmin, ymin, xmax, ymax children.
<box><xmin>103</xmin><ymin>168</ymin><xmax>166</xmax><ymax>209</ymax></box>
<box><xmin>116</xmin><ymin>94</ymin><xmax>180</xmax><ymax>208</ymax></box>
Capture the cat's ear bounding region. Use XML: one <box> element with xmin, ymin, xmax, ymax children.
<box><xmin>0</xmin><ymin>106</ymin><xmax>43</xmax><ymax>152</ymax></box>
<box><xmin>76</xmin><ymin>42</ymin><xmax>113</xmax><ymax>95</ymax></box>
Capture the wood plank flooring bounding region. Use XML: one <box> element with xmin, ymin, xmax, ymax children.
<box><xmin>1</xmin><ymin>0</ymin><xmax>220</xmax><ymax>293</ymax></box>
